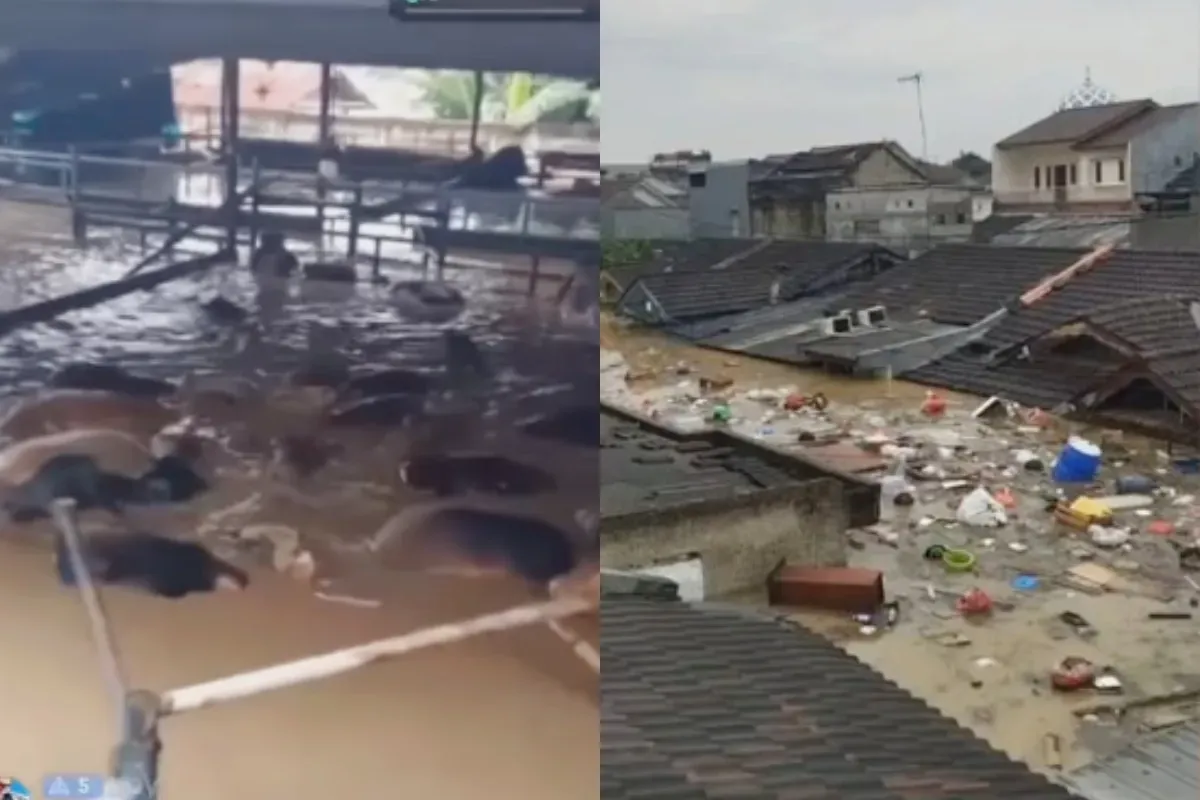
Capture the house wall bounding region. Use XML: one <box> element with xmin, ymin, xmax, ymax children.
<box><xmin>600</xmin><ymin>479</ymin><xmax>848</xmax><ymax>600</ymax></box>
<box><xmin>689</xmin><ymin>160</ymin><xmax>751</xmax><ymax>237</ymax></box>
<box><xmin>751</xmin><ymin>201</ymin><xmax>824</xmax><ymax>239</ymax></box>
<box><xmin>972</xmin><ymin>193</ymin><xmax>994</xmax><ymax>221</ymax></box>
<box><xmin>992</xmin><ymin>142</ymin><xmax>1133</xmax><ymax>209</ymax></box>
<box><xmin>826</xmin><ymin>185</ymin><xmax>975</xmax><ymax>248</ymax></box>
<box><xmin>1129</xmin><ymin>106</ymin><xmax>1200</xmax><ymax>194</ymax></box>
<box><xmin>850</xmin><ymin>146</ymin><xmax>925</xmax><ymax>186</ymax></box>
<box><xmin>601</xmin><ymin>207</ymin><xmax>690</xmax><ymax>240</ymax></box>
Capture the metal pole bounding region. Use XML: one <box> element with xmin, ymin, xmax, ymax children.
<box><xmin>49</xmin><ymin>500</ymin><xmax>130</xmax><ymax>735</ymax></box>
<box><xmin>898</xmin><ymin>72</ymin><xmax>928</xmax><ymax>161</ymax></box>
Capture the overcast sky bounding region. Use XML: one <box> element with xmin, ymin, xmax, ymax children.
<box><xmin>603</xmin><ymin>0</ymin><xmax>1200</xmax><ymax>164</ymax></box>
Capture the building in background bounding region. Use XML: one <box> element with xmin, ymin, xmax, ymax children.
<box><xmin>600</xmin><ymin>172</ymin><xmax>689</xmax><ymax>239</ymax></box>
<box><xmin>991</xmin><ymin>96</ymin><xmax>1199</xmax><ymax>214</ymax></box>
<box><xmin>686</xmin><ymin>159</ymin><xmax>751</xmax><ymax>238</ymax></box>
<box><xmin>747</xmin><ymin>141</ymin><xmax>929</xmax><ymax>239</ymax></box>
<box><xmin>826</xmin><ymin>159</ymin><xmax>983</xmax><ymax>251</ymax></box>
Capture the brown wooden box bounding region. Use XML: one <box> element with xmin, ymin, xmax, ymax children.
<box><xmin>767</xmin><ymin>563</ymin><xmax>884</xmax><ymax>613</ymax></box>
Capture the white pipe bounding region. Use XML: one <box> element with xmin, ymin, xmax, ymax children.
<box><xmin>160</xmin><ymin>595</ymin><xmax>594</xmax><ymax>715</ymax></box>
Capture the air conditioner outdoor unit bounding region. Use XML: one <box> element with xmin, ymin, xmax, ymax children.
<box><xmin>857</xmin><ymin>305</ymin><xmax>887</xmax><ymax>327</ymax></box>
<box><xmin>821</xmin><ymin>314</ymin><xmax>854</xmax><ymax>336</ymax></box>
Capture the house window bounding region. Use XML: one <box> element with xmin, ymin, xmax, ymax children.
<box><xmin>934</xmin><ymin>213</ymin><xmax>946</xmax><ymax>225</ymax></box>
<box><xmin>906</xmin><ymin>199</ymin><xmax>914</xmax><ymax>208</ymax></box>
<box><xmin>688</xmin><ymin>172</ymin><xmax>707</xmax><ymax>188</ymax></box>
<box><xmin>853</xmin><ymin>219</ymin><xmax>881</xmax><ymax>235</ymax></box>
<box><xmin>956</xmin><ymin>212</ymin><xmax>967</xmax><ymax>224</ymax></box>
<box><xmin>1034</xmin><ymin>166</ymin><xmax>1041</xmax><ymax>188</ymax></box>
<box><xmin>832</xmin><ymin>201</ymin><xmax>840</xmax><ymax>209</ymax></box>
<box><xmin>1093</xmin><ymin>160</ymin><xmax>1102</xmax><ymax>184</ymax></box>
<box><xmin>1117</xmin><ymin>159</ymin><xmax>1125</xmax><ymax>182</ymax></box>
<box><xmin>1069</xmin><ymin>164</ymin><xmax>1077</xmax><ymax>185</ymax></box>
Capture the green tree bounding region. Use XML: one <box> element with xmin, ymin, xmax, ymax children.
<box><xmin>417</xmin><ymin>71</ymin><xmax>598</xmax><ymax>125</ymax></box>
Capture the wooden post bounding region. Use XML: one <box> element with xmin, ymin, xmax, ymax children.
<box><xmin>220</xmin><ymin>58</ymin><xmax>241</xmax><ymax>255</ymax></box>
<box><xmin>347</xmin><ymin>181</ymin><xmax>363</xmax><ymax>260</ymax></box>
<box><xmin>247</xmin><ymin>159</ymin><xmax>261</xmax><ymax>256</ymax></box>
<box><xmin>468</xmin><ymin>70</ymin><xmax>485</xmax><ymax>153</ymax></box>
<box><xmin>316</xmin><ymin>63</ymin><xmax>333</xmax><ymax>260</ymax></box>
<box><xmin>68</xmin><ymin>146</ymin><xmax>87</xmax><ymax>247</ymax></box>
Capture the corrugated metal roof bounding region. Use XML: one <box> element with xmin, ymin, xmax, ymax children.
<box><xmin>1063</xmin><ymin>723</ymin><xmax>1200</xmax><ymax>800</ymax></box>
<box><xmin>991</xmin><ymin>215</ymin><xmax>1131</xmax><ymax>248</ymax></box>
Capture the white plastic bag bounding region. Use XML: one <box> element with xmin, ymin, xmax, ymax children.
<box><xmin>956</xmin><ymin>487</ymin><xmax>1008</xmax><ymax>527</ymax></box>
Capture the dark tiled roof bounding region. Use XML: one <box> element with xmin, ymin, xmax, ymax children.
<box><xmin>981</xmin><ymin>250</ymin><xmax>1200</xmax><ymax>351</ymax></box>
<box><xmin>602</xmin><ymin>595</ymin><xmax>1077</xmax><ymax>800</ymax></box>
<box><xmin>909</xmin><ymin>293</ymin><xmax>1200</xmax><ymax>412</ymax></box>
<box><xmin>600</xmin><ymin>411</ymin><xmax>806</xmax><ymax>518</ymax></box>
<box><xmin>604</xmin><ymin>239</ymin><xmax>759</xmax><ymax>289</ymax></box>
<box><xmin>831</xmin><ymin>244</ymin><xmax>1085</xmax><ymax>325</ymax></box>
<box><xmin>1081</xmin><ymin>102</ymin><xmax>1196</xmax><ymax>148</ymax></box>
<box><xmin>996</xmin><ymin>100</ymin><xmax>1155</xmax><ymax>149</ymax></box>
<box><xmin>633</xmin><ymin>242</ymin><xmax>888</xmax><ymax>321</ymax></box>
<box><xmin>1088</xmin><ymin>295</ymin><xmax>1200</xmax><ymax>407</ymax></box>
<box><xmin>1163</xmin><ymin>161</ymin><xmax>1200</xmax><ymax>194</ymax></box>
<box><xmin>907</xmin><ymin>351</ymin><xmax>1105</xmax><ymax>410</ymax></box>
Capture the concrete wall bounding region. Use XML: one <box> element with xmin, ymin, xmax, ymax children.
<box><xmin>851</xmin><ymin>146</ymin><xmax>924</xmax><ymax>186</ymax></box>
<box><xmin>600</xmin><ymin>480</ymin><xmax>848</xmax><ymax>600</ymax></box>
<box><xmin>826</xmin><ymin>185</ymin><xmax>974</xmax><ymax>247</ymax></box>
<box><xmin>601</xmin><ymin>207</ymin><xmax>690</xmax><ymax>240</ymax></box>
<box><xmin>689</xmin><ymin>160</ymin><xmax>751</xmax><ymax>237</ymax></box>
<box><xmin>992</xmin><ymin>142</ymin><xmax>1133</xmax><ymax>208</ymax></box>
<box><xmin>1130</xmin><ymin>106</ymin><xmax>1200</xmax><ymax>194</ymax></box>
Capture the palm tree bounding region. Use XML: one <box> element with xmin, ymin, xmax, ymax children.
<box><xmin>417</xmin><ymin>70</ymin><xmax>598</xmax><ymax>126</ymax></box>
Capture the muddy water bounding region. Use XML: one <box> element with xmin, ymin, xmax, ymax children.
<box><xmin>601</xmin><ymin>315</ymin><xmax>968</xmax><ymax>407</ymax></box>
<box><xmin>0</xmin><ymin>241</ymin><xmax>598</xmax><ymax>794</ymax></box>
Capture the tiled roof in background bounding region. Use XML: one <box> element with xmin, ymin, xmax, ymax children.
<box><xmin>602</xmin><ymin>595</ymin><xmax>1078</xmax><ymax>800</ymax></box>
<box><xmin>632</xmin><ymin>242</ymin><xmax>888</xmax><ymax>321</ymax></box>
<box><xmin>831</xmin><ymin>244</ymin><xmax>1085</xmax><ymax>325</ymax></box>
<box><xmin>980</xmin><ymin>250</ymin><xmax>1200</xmax><ymax>351</ymax></box>
<box><xmin>995</xmin><ymin>100</ymin><xmax>1155</xmax><ymax>149</ymax></box>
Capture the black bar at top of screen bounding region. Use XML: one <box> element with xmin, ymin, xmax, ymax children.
<box><xmin>389</xmin><ymin>1</ymin><xmax>599</xmax><ymax>23</ymax></box>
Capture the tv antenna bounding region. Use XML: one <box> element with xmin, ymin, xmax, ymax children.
<box><xmin>897</xmin><ymin>71</ymin><xmax>928</xmax><ymax>161</ymax></box>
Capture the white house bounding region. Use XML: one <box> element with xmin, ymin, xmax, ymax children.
<box><xmin>991</xmin><ymin>100</ymin><xmax>1199</xmax><ymax>213</ymax></box>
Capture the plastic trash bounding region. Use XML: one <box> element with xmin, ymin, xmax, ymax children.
<box><xmin>1013</xmin><ymin>448</ymin><xmax>1044</xmax><ymax>471</ymax></box>
<box><xmin>955</xmin><ymin>487</ymin><xmax>1008</xmax><ymax>527</ymax></box>
<box><xmin>1115</xmin><ymin>474</ymin><xmax>1157</xmax><ymax>494</ymax></box>
<box><xmin>1088</xmin><ymin>524</ymin><xmax>1130</xmax><ymax>548</ymax></box>
<box><xmin>921</xmin><ymin>390</ymin><xmax>947</xmax><ymax>417</ymax></box>
<box><xmin>1052</xmin><ymin>436</ymin><xmax>1103</xmax><ymax>483</ymax></box>
<box><xmin>879</xmin><ymin>456</ymin><xmax>915</xmax><ymax>505</ymax></box>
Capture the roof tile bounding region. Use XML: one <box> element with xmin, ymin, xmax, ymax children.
<box><xmin>602</xmin><ymin>596</ymin><xmax>1078</xmax><ymax>800</ymax></box>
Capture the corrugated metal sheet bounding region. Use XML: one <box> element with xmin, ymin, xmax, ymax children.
<box><xmin>685</xmin><ymin>294</ymin><xmax>845</xmax><ymax>345</ymax></box>
<box><xmin>992</xmin><ymin>215</ymin><xmax>1131</xmax><ymax>248</ymax></box>
<box><xmin>1063</xmin><ymin>723</ymin><xmax>1200</xmax><ymax>800</ymax></box>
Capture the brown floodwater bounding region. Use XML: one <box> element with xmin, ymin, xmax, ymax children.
<box><xmin>0</xmin><ymin>534</ymin><xmax>598</xmax><ymax>797</ymax></box>
<box><xmin>0</xmin><ymin>237</ymin><xmax>599</xmax><ymax>796</ymax></box>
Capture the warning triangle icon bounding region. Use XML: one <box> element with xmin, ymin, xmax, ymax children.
<box><xmin>46</xmin><ymin>777</ymin><xmax>70</xmax><ymax>797</ymax></box>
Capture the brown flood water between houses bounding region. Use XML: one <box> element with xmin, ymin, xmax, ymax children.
<box><xmin>603</xmin><ymin>317</ymin><xmax>1200</xmax><ymax>774</ymax></box>
<box><xmin>0</xmin><ymin>236</ymin><xmax>598</xmax><ymax>797</ymax></box>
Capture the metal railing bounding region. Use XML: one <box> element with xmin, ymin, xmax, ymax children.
<box><xmin>0</xmin><ymin>144</ymin><xmax>597</xmax><ymax>293</ymax></box>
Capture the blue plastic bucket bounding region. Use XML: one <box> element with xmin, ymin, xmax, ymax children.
<box><xmin>1052</xmin><ymin>436</ymin><xmax>1102</xmax><ymax>483</ymax></box>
